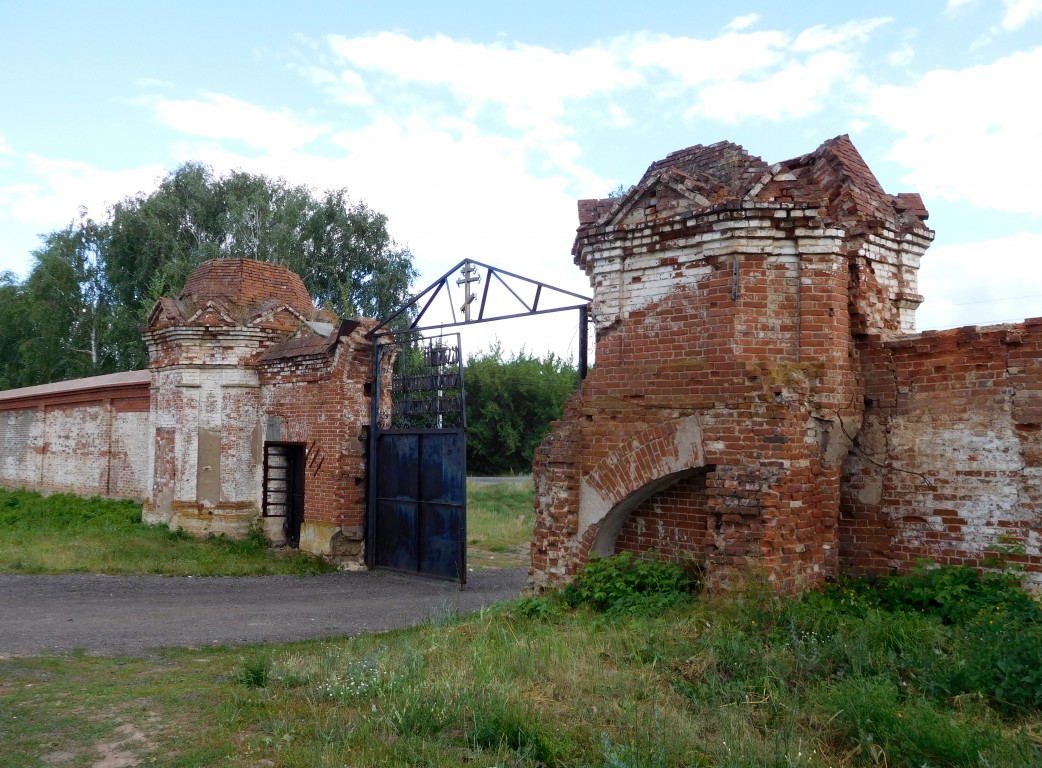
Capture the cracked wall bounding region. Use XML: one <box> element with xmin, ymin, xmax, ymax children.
<box><xmin>841</xmin><ymin>320</ymin><xmax>1042</xmax><ymax>586</ymax></box>
<box><xmin>531</xmin><ymin>136</ymin><xmax>934</xmax><ymax>593</ymax></box>
<box><xmin>0</xmin><ymin>373</ymin><xmax>151</xmax><ymax>499</ymax></box>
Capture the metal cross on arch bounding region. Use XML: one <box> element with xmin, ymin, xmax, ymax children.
<box><xmin>367</xmin><ymin>258</ymin><xmax>593</xmax><ymax>381</ymax></box>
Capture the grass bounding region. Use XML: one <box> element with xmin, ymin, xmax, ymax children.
<box><xmin>466</xmin><ymin>479</ymin><xmax>534</xmax><ymax>569</ymax></box>
<box><xmin>0</xmin><ymin>488</ymin><xmax>333</xmax><ymax>576</ymax></box>
<box><xmin>0</xmin><ymin>482</ymin><xmax>536</xmax><ymax>576</ymax></box>
<box><xmin>6</xmin><ymin>486</ymin><xmax>1038</xmax><ymax>765</ymax></box>
<box><xmin>2</xmin><ymin>577</ymin><xmax>1041</xmax><ymax>767</ymax></box>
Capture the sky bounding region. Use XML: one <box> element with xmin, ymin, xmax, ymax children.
<box><xmin>1</xmin><ymin>0</ymin><xmax>1042</xmax><ymax>361</ymax></box>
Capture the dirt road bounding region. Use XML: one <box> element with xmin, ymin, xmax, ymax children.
<box><xmin>0</xmin><ymin>567</ymin><xmax>527</xmax><ymax>657</ymax></box>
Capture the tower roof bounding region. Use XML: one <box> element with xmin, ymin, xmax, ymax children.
<box><xmin>179</xmin><ymin>258</ymin><xmax>315</xmax><ymax>319</ymax></box>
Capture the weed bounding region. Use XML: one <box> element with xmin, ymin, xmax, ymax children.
<box><xmin>563</xmin><ymin>551</ymin><xmax>697</xmax><ymax>615</ymax></box>
<box><xmin>510</xmin><ymin>594</ymin><xmax>562</xmax><ymax>620</ymax></box>
<box><xmin>465</xmin><ymin>694</ymin><xmax>568</xmax><ymax>763</ymax></box>
<box><xmin>236</xmin><ymin>654</ymin><xmax>273</xmax><ymax>688</ymax></box>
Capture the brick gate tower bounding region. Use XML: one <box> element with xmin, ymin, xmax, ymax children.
<box><xmin>530</xmin><ymin>136</ymin><xmax>933</xmax><ymax>591</ymax></box>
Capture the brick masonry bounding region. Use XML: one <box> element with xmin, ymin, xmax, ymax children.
<box><xmin>0</xmin><ymin>371</ymin><xmax>151</xmax><ymax>499</ymax></box>
<box><xmin>141</xmin><ymin>259</ymin><xmax>377</xmax><ymax>562</ymax></box>
<box><xmin>0</xmin><ymin>259</ymin><xmax>377</xmax><ymax>566</ymax></box>
<box><xmin>2</xmin><ymin>139</ymin><xmax>1039</xmax><ymax>588</ymax></box>
<box><xmin>842</xmin><ymin>321</ymin><xmax>1042</xmax><ymax>587</ymax></box>
<box><xmin>529</xmin><ymin>134</ymin><xmax>1041</xmax><ymax>593</ymax></box>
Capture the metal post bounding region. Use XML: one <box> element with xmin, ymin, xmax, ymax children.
<box><xmin>578</xmin><ymin>305</ymin><xmax>589</xmax><ymax>384</ymax></box>
<box><xmin>365</xmin><ymin>337</ymin><xmax>382</xmax><ymax>569</ymax></box>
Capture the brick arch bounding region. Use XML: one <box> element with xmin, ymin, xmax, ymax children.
<box><xmin>578</xmin><ymin>415</ymin><xmax>707</xmax><ymax>557</ymax></box>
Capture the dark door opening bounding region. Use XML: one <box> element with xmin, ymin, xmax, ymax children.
<box><xmin>263</xmin><ymin>442</ymin><xmax>305</xmax><ymax>548</ymax></box>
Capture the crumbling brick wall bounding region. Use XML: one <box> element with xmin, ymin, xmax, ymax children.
<box><xmin>531</xmin><ymin>136</ymin><xmax>933</xmax><ymax>592</ymax></box>
<box><xmin>259</xmin><ymin>319</ymin><xmax>377</xmax><ymax>559</ymax></box>
<box><xmin>0</xmin><ymin>372</ymin><xmax>151</xmax><ymax>498</ymax></box>
<box><xmin>0</xmin><ymin>258</ymin><xmax>377</xmax><ymax>566</ymax></box>
<box><xmin>841</xmin><ymin>320</ymin><xmax>1042</xmax><ymax>586</ymax></box>
<box><xmin>143</xmin><ymin>258</ymin><xmax>376</xmax><ymax>563</ymax></box>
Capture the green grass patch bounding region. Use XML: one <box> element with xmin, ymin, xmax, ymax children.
<box><xmin>3</xmin><ymin>565</ymin><xmax>1041</xmax><ymax>767</ymax></box>
<box><xmin>0</xmin><ymin>488</ymin><xmax>333</xmax><ymax>575</ymax></box>
<box><xmin>466</xmin><ymin>479</ymin><xmax>534</xmax><ymax>569</ymax></box>
<box><xmin>0</xmin><ymin>482</ymin><xmax>536</xmax><ymax>576</ymax></box>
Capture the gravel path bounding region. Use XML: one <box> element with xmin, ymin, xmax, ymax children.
<box><xmin>0</xmin><ymin>568</ymin><xmax>527</xmax><ymax>657</ymax></box>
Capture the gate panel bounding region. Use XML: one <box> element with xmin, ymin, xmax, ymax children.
<box><xmin>418</xmin><ymin>432</ymin><xmax>466</xmax><ymax>579</ymax></box>
<box><xmin>368</xmin><ymin>333</ymin><xmax>467</xmax><ymax>583</ymax></box>
<box><xmin>374</xmin><ymin>434</ymin><xmax>420</xmax><ymax>571</ymax></box>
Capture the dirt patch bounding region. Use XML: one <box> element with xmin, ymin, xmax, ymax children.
<box><xmin>91</xmin><ymin>723</ymin><xmax>155</xmax><ymax>768</ymax></box>
<box><xmin>40</xmin><ymin>750</ymin><xmax>77</xmax><ymax>765</ymax></box>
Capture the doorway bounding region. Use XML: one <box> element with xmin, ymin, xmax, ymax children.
<box><xmin>263</xmin><ymin>442</ymin><xmax>306</xmax><ymax>547</ymax></box>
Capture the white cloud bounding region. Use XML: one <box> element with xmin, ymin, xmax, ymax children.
<box><xmin>0</xmin><ymin>157</ymin><xmax>169</xmax><ymax>278</ymax></box>
<box><xmin>608</xmin><ymin>103</ymin><xmax>632</xmax><ymax>128</ymax></box>
<box><xmin>791</xmin><ymin>18</ymin><xmax>893</xmax><ymax>52</ymax></box>
<box><xmin>724</xmin><ymin>13</ymin><xmax>761</xmax><ymax>32</ymax></box>
<box><xmin>295</xmin><ymin>64</ymin><xmax>373</xmax><ymax>106</ymax></box>
<box><xmin>153</xmin><ymin>93</ymin><xmax>330</xmax><ymax>152</ymax></box>
<box><xmin>917</xmin><ymin>233</ymin><xmax>1042</xmax><ymax>330</ymax></box>
<box><xmin>0</xmin><ymin>156</ymin><xmax>166</xmax><ymax>227</ymax></box>
<box><xmin>327</xmin><ymin>33</ymin><xmax>640</xmax><ymax>133</ymax></box>
<box><xmin>626</xmin><ymin>31</ymin><xmax>789</xmax><ymax>84</ymax></box>
<box><xmin>690</xmin><ymin>51</ymin><xmax>853</xmax><ymax>123</ymax></box>
<box><xmin>1003</xmin><ymin>0</ymin><xmax>1042</xmax><ymax>29</ymax></box>
<box><xmin>944</xmin><ymin>0</ymin><xmax>976</xmax><ymax>14</ymax></box>
<box><xmin>887</xmin><ymin>43</ymin><xmax>915</xmax><ymax>66</ymax></box>
<box><xmin>0</xmin><ymin>133</ymin><xmax>13</xmax><ymax>155</ymax></box>
<box><xmin>871</xmin><ymin>46</ymin><xmax>1042</xmax><ymax>214</ymax></box>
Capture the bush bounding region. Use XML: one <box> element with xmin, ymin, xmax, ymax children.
<box><xmin>818</xmin><ymin>561</ymin><xmax>1041</xmax><ymax>626</ymax></box>
<box><xmin>563</xmin><ymin>552</ymin><xmax>697</xmax><ymax>615</ymax></box>
<box><xmin>951</xmin><ymin>620</ymin><xmax>1042</xmax><ymax>713</ymax></box>
<box><xmin>803</xmin><ymin>563</ymin><xmax>1042</xmax><ymax>715</ymax></box>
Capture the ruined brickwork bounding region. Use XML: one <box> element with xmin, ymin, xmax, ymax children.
<box><xmin>140</xmin><ymin>258</ymin><xmax>376</xmax><ymax>561</ymax></box>
<box><xmin>0</xmin><ymin>371</ymin><xmax>151</xmax><ymax>499</ymax></box>
<box><xmin>0</xmin><ymin>259</ymin><xmax>377</xmax><ymax>565</ymax></box>
<box><xmin>842</xmin><ymin>321</ymin><xmax>1042</xmax><ymax>587</ymax></box>
<box><xmin>3</xmin><ymin>138</ymin><xmax>1040</xmax><ymax>588</ymax></box>
<box><xmin>531</xmin><ymin>136</ymin><xmax>942</xmax><ymax>592</ymax></box>
<box><xmin>257</xmin><ymin>318</ymin><xmax>377</xmax><ymax>558</ymax></box>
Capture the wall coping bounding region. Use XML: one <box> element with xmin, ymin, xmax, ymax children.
<box><xmin>0</xmin><ymin>370</ymin><xmax>151</xmax><ymax>410</ymax></box>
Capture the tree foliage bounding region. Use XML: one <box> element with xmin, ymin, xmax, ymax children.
<box><xmin>0</xmin><ymin>163</ymin><xmax>416</xmax><ymax>387</ymax></box>
<box><xmin>464</xmin><ymin>344</ymin><xmax>577</xmax><ymax>475</ymax></box>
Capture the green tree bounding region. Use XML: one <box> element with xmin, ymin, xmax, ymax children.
<box><xmin>1</xmin><ymin>163</ymin><xmax>417</xmax><ymax>386</ymax></box>
<box><xmin>464</xmin><ymin>344</ymin><xmax>578</xmax><ymax>475</ymax></box>
<box><xmin>0</xmin><ymin>272</ymin><xmax>32</xmax><ymax>389</ymax></box>
<box><xmin>12</xmin><ymin>214</ymin><xmax>123</xmax><ymax>385</ymax></box>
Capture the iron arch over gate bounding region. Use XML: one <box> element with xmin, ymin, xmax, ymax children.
<box><xmin>365</xmin><ymin>259</ymin><xmax>592</xmax><ymax>584</ymax></box>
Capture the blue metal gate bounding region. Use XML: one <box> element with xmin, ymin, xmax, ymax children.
<box><xmin>367</xmin><ymin>333</ymin><xmax>466</xmax><ymax>583</ymax></box>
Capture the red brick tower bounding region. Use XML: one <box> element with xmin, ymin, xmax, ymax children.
<box><xmin>530</xmin><ymin>136</ymin><xmax>933</xmax><ymax>591</ymax></box>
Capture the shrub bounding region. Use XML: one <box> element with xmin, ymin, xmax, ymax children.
<box><xmin>236</xmin><ymin>654</ymin><xmax>273</xmax><ymax>688</ymax></box>
<box><xmin>950</xmin><ymin>620</ymin><xmax>1042</xmax><ymax>714</ymax></box>
<box><xmin>816</xmin><ymin>562</ymin><xmax>1041</xmax><ymax>626</ymax></box>
<box><xmin>563</xmin><ymin>552</ymin><xmax>697</xmax><ymax>615</ymax></box>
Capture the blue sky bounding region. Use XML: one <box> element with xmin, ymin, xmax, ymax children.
<box><xmin>1</xmin><ymin>0</ymin><xmax>1041</xmax><ymax>358</ymax></box>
